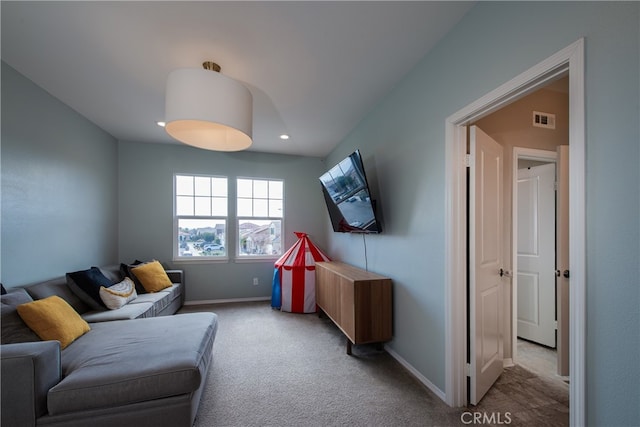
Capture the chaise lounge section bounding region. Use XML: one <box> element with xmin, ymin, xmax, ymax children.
<box><xmin>1</xmin><ymin>263</ymin><xmax>217</xmax><ymax>427</ymax></box>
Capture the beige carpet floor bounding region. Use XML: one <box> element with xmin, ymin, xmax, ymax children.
<box><xmin>179</xmin><ymin>301</ymin><xmax>568</xmax><ymax>426</ymax></box>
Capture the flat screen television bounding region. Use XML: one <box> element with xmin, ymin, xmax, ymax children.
<box><xmin>319</xmin><ymin>150</ymin><xmax>382</xmax><ymax>233</ymax></box>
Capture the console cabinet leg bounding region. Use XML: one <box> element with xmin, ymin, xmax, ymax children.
<box><xmin>346</xmin><ymin>339</ymin><xmax>352</xmax><ymax>356</ymax></box>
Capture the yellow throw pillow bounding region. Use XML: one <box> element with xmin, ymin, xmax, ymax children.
<box><xmin>17</xmin><ymin>296</ymin><xmax>90</xmax><ymax>349</ymax></box>
<box><xmin>131</xmin><ymin>260</ymin><xmax>173</xmax><ymax>293</ymax></box>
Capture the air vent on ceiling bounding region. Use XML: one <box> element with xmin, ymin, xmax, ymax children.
<box><xmin>533</xmin><ymin>111</ymin><xmax>556</xmax><ymax>129</ymax></box>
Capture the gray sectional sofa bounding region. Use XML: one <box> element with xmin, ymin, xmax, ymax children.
<box><xmin>25</xmin><ymin>264</ymin><xmax>186</xmax><ymax>322</ymax></box>
<box><xmin>1</xmin><ymin>264</ymin><xmax>218</xmax><ymax>427</ymax></box>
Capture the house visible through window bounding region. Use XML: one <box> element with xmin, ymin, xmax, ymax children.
<box><xmin>174</xmin><ymin>174</ymin><xmax>228</xmax><ymax>259</ymax></box>
<box><xmin>237</xmin><ymin>178</ymin><xmax>283</xmax><ymax>258</ymax></box>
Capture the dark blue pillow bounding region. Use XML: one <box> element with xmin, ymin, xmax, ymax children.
<box><xmin>66</xmin><ymin>267</ymin><xmax>112</xmax><ymax>310</ymax></box>
<box><xmin>1</xmin><ymin>283</ymin><xmax>6</xmax><ymax>295</ymax></box>
<box><xmin>120</xmin><ymin>260</ymin><xmax>148</xmax><ymax>294</ymax></box>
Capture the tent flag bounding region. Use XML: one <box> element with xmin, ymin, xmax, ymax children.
<box><xmin>271</xmin><ymin>232</ymin><xmax>330</xmax><ymax>313</ymax></box>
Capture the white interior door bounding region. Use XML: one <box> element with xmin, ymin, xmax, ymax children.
<box><xmin>556</xmin><ymin>145</ymin><xmax>570</xmax><ymax>376</ymax></box>
<box><xmin>516</xmin><ymin>163</ymin><xmax>556</xmax><ymax>347</ymax></box>
<box><xmin>469</xmin><ymin>125</ymin><xmax>504</xmax><ymax>405</ymax></box>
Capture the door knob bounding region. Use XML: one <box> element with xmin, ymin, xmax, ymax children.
<box><xmin>563</xmin><ymin>270</ymin><xmax>570</xmax><ymax>278</ymax></box>
<box><xmin>499</xmin><ymin>269</ymin><xmax>511</xmax><ymax>277</ymax></box>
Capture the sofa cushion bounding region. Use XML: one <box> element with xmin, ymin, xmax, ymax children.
<box><xmin>99</xmin><ymin>277</ymin><xmax>137</xmax><ymax>310</ymax></box>
<box><xmin>131</xmin><ymin>261</ymin><xmax>173</xmax><ymax>293</ymax></box>
<box><xmin>81</xmin><ymin>301</ymin><xmax>154</xmax><ymax>322</ymax></box>
<box><xmin>1</xmin><ymin>288</ymin><xmax>41</xmax><ymax>344</ymax></box>
<box><xmin>162</xmin><ymin>282</ymin><xmax>183</xmax><ymax>302</ymax></box>
<box><xmin>24</xmin><ymin>278</ymin><xmax>92</xmax><ymax>315</ymax></box>
<box><xmin>48</xmin><ymin>313</ymin><xmax>218</xmax><ymax>416</ymax></box>
<box><xmin>127</xmin><ymin>291</ymin><xmax>171</xmax><ymax>315</ymax></box>
<box><xmin>66</xmin><ymin>267</ymin><xmax>112</xmax><ymax>310</ymax></box>
<box><xmin>127</xmin><ymin>283</ymin><xmax>182</xmax><ymax>317</ymax></box>
<box><xmin>17</xmin><ymin>296</ymin><xmax>91</xmax><ymax>350</ymax></box>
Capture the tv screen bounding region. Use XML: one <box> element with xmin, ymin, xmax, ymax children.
<box><xmin>319</xmin><ymin>150</ymin><xmax>382</xmax><ymax>233</ymax></box>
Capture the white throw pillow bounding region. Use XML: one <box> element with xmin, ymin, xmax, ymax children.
<box><xmin>99</xmin><ymin>277</ymin><xmax>137</xmax><ymax>310</ymax></box>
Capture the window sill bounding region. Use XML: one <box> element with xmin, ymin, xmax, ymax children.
<box><xmin>173</xmin><ymin>257</ymin><xmax>229</xmax><ymax>264</ymax></box>
<box><xmin>234</xmin><ymin>256</ymin><xmax>280</xmax><ymax>263</ymax></box>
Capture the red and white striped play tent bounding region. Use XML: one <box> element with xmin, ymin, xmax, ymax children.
<box><xmin>271</xmin><ymin>232</ymin><xmax>330</xmax><ymax>313</ymax></box>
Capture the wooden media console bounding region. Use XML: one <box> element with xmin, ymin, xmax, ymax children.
<box><xmin>315</xmin><ymin>261</ymin><xmax>392</xmax><ymax>355</ymax></box>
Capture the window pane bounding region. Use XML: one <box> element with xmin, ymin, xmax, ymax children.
<box><xmin>194</xmin><ymin>177</ymin><xmax>211</xmax><ymax>196</ymax></box>
<box><xmin>212</xmin><ymin>197</ymin><xmax>227</xmax><ymax>216</ymax></box>
<box><xmin>176</xmin><ymin>196</ymin><xmax>193</xmax><ymax>215</ymax></box>
<box><xmin>237</xmin><ymin>198</ymin><xmax>253</xmax><ymax>216</ymax></box>
<box><xmin>234</xmin><ymin>178</ymin><xmax>283</xmax><ymax>258</ymax></box>
<box><xmin>176</xmin><ymin>175</ymin><xmax>193</xmax><ymax>196</ymax></box>
<box><xmin>212</xmin><ymin>177</ymin><xmax>227</xmax><ymax>197</ymax></box>
<box><xmin>194</xmin><ymin>196</ymin><xmax>211</xmax><ymax>216</ymax></box>
<box><xmin>269</xmin><ymin>181</ymin><xmax>283</xmax><ymax>199</ymax></box>
<box><xmin>254</xmin><ymin>199</ymin><xmax>268</xmax><ymax>217</ymax></box>
<box><xmin>178</xmin><ymin>219</ymin><xmax>226</xmax><ymax>257</ymax></box>
<box><xmin>253</xmin><ymin>180</ymin><xmax>268</xmax><ymax>198</ymax></box>
<box><xmin>175</xmin><ymin>174</ymin><xmax>229</xmax><ymax>260</ymax></box>
<box><xmin>269</xmin><ymin>199</ymin><xmax>283</xmax><ymax>217</ymax></box>
<box><xmin>237</xmin><ymin>179</ymin><xmax>253</xmax><ymax>198</ymax></box>
<box><xmin>238</xmin><ymin>219</ymin><xmax>281</xmax><ymax>256</ymax></box>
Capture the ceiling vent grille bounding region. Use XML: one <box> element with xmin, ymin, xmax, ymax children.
<box><xmin>533</xmin><ymin>111</ymin><xmax>556</xmax><ymax>129</ymax></box>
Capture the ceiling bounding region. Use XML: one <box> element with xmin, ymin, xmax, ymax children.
<box><xmin>1</xmin><ymin>1</ymin><xmax>474</xmax><ymax>158</ymax></box>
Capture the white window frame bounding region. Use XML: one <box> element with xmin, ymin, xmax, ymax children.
<box><xmin>236</xmin><ymin>177</ymin><xmax>284</xmax><ymax>262</ymax></box>
<box><xmin>173</xmin><ymin>174</ymin><xmax>229</xmax><ymax>263</ymax></box>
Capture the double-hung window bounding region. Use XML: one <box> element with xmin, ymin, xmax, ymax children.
<box><xmin>237</xmin><ymin>178</ymin><xmax>283</xmax><ymax>259</ymax></box>
<box><xmin>174</xmin><ymin>174</ymin><xmax>228</xmax><ymax>260</ymax></box>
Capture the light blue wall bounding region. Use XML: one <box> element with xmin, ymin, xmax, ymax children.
<box><xmin>1</xmin><ymin>62</ymin><xmax>119</xmax><ymax>286</ymax></box>
<box><xmin>0</xmin><ymin>60</ymin><xmax>328</xmax><ymax>300</ymax></box>
<box><xmin>325</xmin><ymin>2</ymin><xmax>639</xmax><ymax>425</ymax></box>
<box><xmin>117</xmin><ymin>140</ymin><xmax>327</xmax><ymax>301</ymax></box>
<box><xmin>2</xmin><ymin>3</ymin><xmax>638</xmax><ymax>423</ymax></box>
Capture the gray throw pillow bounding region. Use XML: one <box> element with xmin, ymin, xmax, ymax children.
<box><xmin>1</xmin><ymin>289</ymin><xmax>41</xmax><ymax>344</ymax></box>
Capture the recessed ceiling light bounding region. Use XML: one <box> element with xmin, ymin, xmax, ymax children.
<box><xmin>279</xmin><ymin>134</ymin><xmax>290</xmax><ymax>140</ymax></box>
<box><xmin>156</xmin><ymin>121</ymin><xmax>166</xmax><ymax>127</ymax></box>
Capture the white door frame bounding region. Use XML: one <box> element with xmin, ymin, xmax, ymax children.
<box><xmin>444</xmin><ymin>38</ymin><xmax>585</xmax><ymax>426</ymax></box>
<box><xmin>512</xmin><ymin>147</ymin><xmax>557</xmax><ymax>364</ymax></box>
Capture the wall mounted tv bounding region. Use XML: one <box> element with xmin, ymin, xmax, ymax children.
<box><xmin>319</xmin><ymin>149</ymin><xmax>382</xmax><ymax>233</ymax></box>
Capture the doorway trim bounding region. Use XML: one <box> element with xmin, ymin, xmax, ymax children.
<box><xmin>444</xmin><ymin>38</ymin><xmax>585</xmax><ymax>425</ymax></box>
<box><xmin>511</xmin><ymin>147</ymin><xmax>558</xmax><ymax>365</ymax></box>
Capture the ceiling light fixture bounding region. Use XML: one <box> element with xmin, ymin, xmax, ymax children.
<box><xmin>164</xmin><ymin>61</ymin><xmax>253</xmax><ymax>151</ymax></box>
<box><xmin>279</xmin><ymin>134</ymin><xmax>290</xmax><ymax>140</ymax></box>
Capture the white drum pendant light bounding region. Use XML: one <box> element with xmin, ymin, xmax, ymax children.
<box><xmin>165</xmin><ymin>61</ymin><xmax>253</xmax><ymax>151</ymax></box>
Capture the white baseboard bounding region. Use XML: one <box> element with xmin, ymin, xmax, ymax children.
<box><xmin>183</xmin><ymin>296</ymin><xmax>271</xmax><ymax>306</ymax></box>
<box><xmin>384</xmin><ymin>345</ymin><xmax>447</xmax><ymax>403</ymax></box>
<box><xmin>503</xmin><ymin>358</ymin><xmax>515</xmax><ymax>368</ymax></box>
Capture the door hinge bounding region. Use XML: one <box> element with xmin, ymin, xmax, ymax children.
<box><xmin>465</xmin><ymin>363</ymin><xmax>471</xmax><ymax>377</ymax></box>
<box><xmin>464</xmin><ymin>154</ymin><xmax>472</xmax><ymax>168</ymax></box>
<box><xmin>554</xmin><ymin>320</ymin><xmax>558</xmax><ymax>330</ymax></box>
